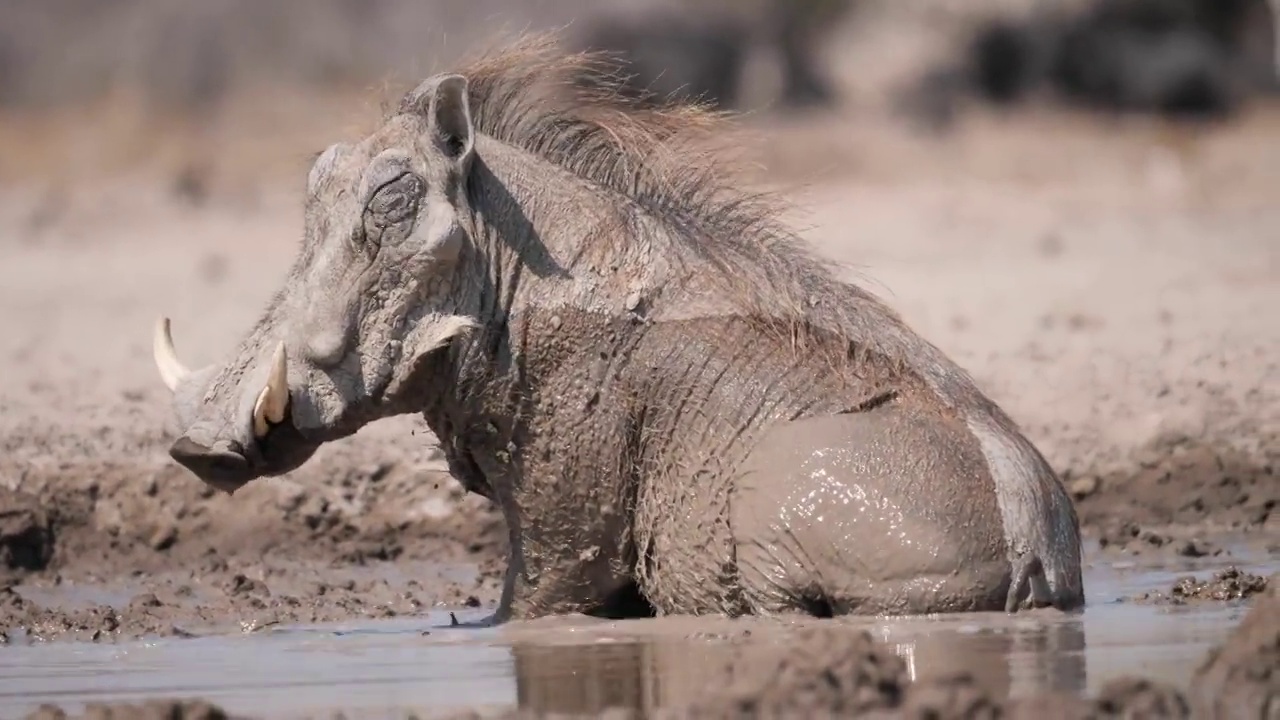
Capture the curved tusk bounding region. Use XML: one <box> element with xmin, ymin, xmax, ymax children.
<box><xmin>252</xmin><ymin>341</ymin><xmax>289</xmax><ymax>438</ymax></box>
<box><xmin>153</xmin><ymin>317</ymin><xmax>192</xmax><ymax>392</ymax></box>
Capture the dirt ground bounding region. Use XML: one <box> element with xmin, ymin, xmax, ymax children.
<box><xmin>1</xmin><ymin>7</ymin><xmax>1278</xmax><ymax>718</ymax></box>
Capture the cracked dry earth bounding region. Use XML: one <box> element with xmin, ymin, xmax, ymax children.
<box><xmin>0</xmin><ymin>100</ymin><xmax>1278</xmax><ymax>716</ymax></box>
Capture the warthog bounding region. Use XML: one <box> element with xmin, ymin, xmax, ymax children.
<box><xmin>152</xmin><ymin>34</ymin><xmax>1084</xmax><ymax>621</ymax></box>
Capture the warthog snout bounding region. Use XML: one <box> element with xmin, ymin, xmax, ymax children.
<box><xmin>151</xmin><ymin>73</ymin><xmax>484</xmax><ymax>494</ymax></box>
<box><xmin>168</xmin><ymin>436</ymin><xmax>251</xmax><ymax>494</ymax></box>
<box><xmin>152</xmin><ymin>317</ymin><xmax>319</xmax><ymax>493</ymax></box>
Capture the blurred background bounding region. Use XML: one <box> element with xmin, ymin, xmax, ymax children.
<box><xmin>0</xmin><ymin>0</ymin><xmax>1275</xmax><ymax>198</ymax></box>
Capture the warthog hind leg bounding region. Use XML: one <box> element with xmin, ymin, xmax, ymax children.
<box><xmin>1005</xmin><ymin>552</ymin><xmax>1055</xmax><ymax>613</ymax></box>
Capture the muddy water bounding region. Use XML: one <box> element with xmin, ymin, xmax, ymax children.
<box><xmin>2</xmin><ymin>542</ymin><xmax>1275</xmax><ymax>720</ymax></box>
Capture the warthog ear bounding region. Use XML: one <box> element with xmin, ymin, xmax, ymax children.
<box><xmin>400</xmin><ymin>74</ymin><xmax>475</xmax><ymax>164</ymax></box>
<box><xmin>428</xmin><ymin>75</ymin><xmax>474</xmax><ymax>163</ymax></box>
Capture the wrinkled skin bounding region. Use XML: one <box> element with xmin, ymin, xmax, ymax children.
<box><xmin>157</xmin><ymin>77</ymin><xmax>478</xmax><ymax>495</ymax></box>
<box><xmin>155</xmin><ymin>39</ymin><xmax>1084</xmax><ymax>622</ymax></box>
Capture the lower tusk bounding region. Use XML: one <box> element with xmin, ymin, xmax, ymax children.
<box><xmin>252</xmin><ymin>342</ymin><xmax>289</xmax><ymax>438</ymax></box>
<box><xmin>253</xmin><ymin>387</ymin><xmax>271</xmax><ymax>438</ymax></box>
<box><xmin>153</xmin><ymin>317</ymin><xmax>192</xmax><ymax>392</ymax></box>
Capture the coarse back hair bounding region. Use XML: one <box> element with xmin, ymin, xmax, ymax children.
<box><xmin>398</xmin><ymin>31</ymin><xmax>985</xmax><ymax>404</ymax></box>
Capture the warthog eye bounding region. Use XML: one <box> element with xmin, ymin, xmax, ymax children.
<box><xmin>361</xmin><ymin>172</ymin><xmax>424</xmax><ymax>252</ymax></box>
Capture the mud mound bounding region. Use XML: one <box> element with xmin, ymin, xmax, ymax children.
<box><xmin>10</xmin><ymin>454</ymin><xmax>506</xmax><ymax>581</ymax></box>
<box><xmin>24</xmin><ymin>700</ymin><xmax>241</xmax><ymax>720</ymax></box>
<box><xmin>1</xmin><ymin>463</ymin><xmax>508</xmax><ymax>642</ymax></box>
<box><xmin>669</xmin><ymin>627</ymin><xmax>910</xmax><ymax>718</ymax></box>
<box><xmin>0</xmin><ymin>556</ymin><xmax>492</xmax><ymax>643</ymax></box>
<box><xmin>1093</xmin><ymin>521</ymin><xmax>1228</xmax><ymax>558</ymax></box>
<box><xmin>0</xmin><ymin>450</ymin><xmax>508</xmax><ymax>641</ymax></box>
<box><xmin>0</xmin><ymin>585</ymin><xmax>178</xmax><ymax>644</ymax></box>
<box><xmin>896</xmin><ymin>672</ymin><xmax>1004</xmax><ymax>719</ymax></box>
<box><xmin>1189</xmin><ymin>573</ymin><xmax>1280</xmax><ymax>718</ymax></box>
<box><xmin>1131</xmin><ymin>567</ymin><xmax>1269</xmax><ymax>605</ymax></box>
<box><xmin>1073</xmin><ymin>439</ymin><xmax>1277</xmax><ymax>541</ymax></box>
<box><xmin>1091</xmin><ymin>677</ymin><xmax>1191</xmax><ymax>718</ymax></box>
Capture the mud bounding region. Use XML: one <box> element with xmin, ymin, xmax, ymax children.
<box><xmin>24</xmin><ymin>701</ymin><xmax>239</xmax><ymax>720</ymax></box>
<box><xmin>0</xmin><ymin>489</ymin><xmax>54</xmax><ymax>582</ymax></box>
<box><xmin>1129</xmin><ymin>568</ymin><xmax>1271</xmax><ymax>606</ymax></box>
<box><xmin>1</xmin><ymin>4</ymin><xmax>1279</xmax><ymax>718</ymax></box>
<box><xmin>1074</xmin><ymin>441</ymin><xmax>1277</xmax><ymax>556</ymax></box>
<box><xmin>671</xmin><ymin>627</ymin><xmax>911</xmax><ymax>717</ymax></box>
<box><xmin>0</xmin><ymin>466</ymin><xmax>507</xmax><ymax>642</ymax></box>
<box><xmin>14</xmin><ymin>589</ymin><xmax>1277</xmax><ymax>719</ymax></box>
<box><xmin>4</xmin><ymin>550</ymin><xmax>1275</xmax><ymax>718</ymax></box>
<box><xmin>1189</xmin><ymin>573</ymin><xmax>1280</xmax><ymax>718</ymax></box>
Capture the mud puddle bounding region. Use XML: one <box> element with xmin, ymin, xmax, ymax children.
<box><xmin>1</xmin><ymin>543</ymin><xmax>1275</xmax><ymax>719</ymax></box>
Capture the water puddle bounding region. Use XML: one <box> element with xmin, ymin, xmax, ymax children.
<box><xmin>1</xmin><ymin>544</ymin><xmax>1274</xmax><ymax>719</ymax></box>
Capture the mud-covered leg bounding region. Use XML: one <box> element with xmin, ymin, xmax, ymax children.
<box><xmin>486</xmin><ymin>353</ymin><xmax>645</xmax><ymax>621</ymax></box>
<box><xmin>495</xmin><ymin>524</ymin><xmax>639</xmax><ymax>620</ymax></box>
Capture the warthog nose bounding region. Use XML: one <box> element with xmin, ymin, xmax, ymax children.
<box><xmin>168</xmin><ymin>436</ymin><xmax>251</xmax><ymax>493</ymax></box>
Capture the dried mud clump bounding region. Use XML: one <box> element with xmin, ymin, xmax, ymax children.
<box><xmin>670</xmin><ymin>627</ymin><xmax>911</xmax><ymax>719</ymax></box>
<box><xmin>1189</xmin><ymin>573</ymin><xmax>1280</xmax><ymax>719</ymax></box>
<box><xmin>1132</xmin><ymin>567</ymin><xmax>1269</xmax><ymax>605</ymax></box>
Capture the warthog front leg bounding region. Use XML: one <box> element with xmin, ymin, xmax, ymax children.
<box><xmin>485</xmin><ymin>354</ymin><xmax>646</xmax><ymax>622</ymax></box>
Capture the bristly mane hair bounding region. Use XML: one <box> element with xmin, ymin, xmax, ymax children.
<box><xmin>401</xmin><ymin>32</ymin><xmax>970</xmax><ymax>391</ymax></box>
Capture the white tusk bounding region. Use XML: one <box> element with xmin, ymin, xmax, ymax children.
<box><xmin>253</xmin><ymin>387</ymin><xmax>271</xmax><ymax>438</ymax></box>
<box><xmin>252</xmin><ymin>341</ymin><xmax>289</xmax><ymax>438</ymax></box>
<box><xmin>153</xmin><ymin>317</ymin><xmax>192</xmax><ymax>392</ymax></box>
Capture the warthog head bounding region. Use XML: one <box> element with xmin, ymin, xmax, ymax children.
<box><xmin>154</xmin><ymin>75</ymin><xmax>479</xmax><ymax>494</ymax></box>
